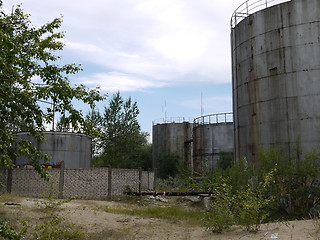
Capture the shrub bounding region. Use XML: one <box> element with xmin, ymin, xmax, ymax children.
<box><xmin>234</xmin><ymin>169</ymin><xmax>276</xmax><ymax>232</ymax></box>
<box><xmin>203</xmin><ymin>177</ymin><xmax>235</xmax><ymax>233</ymax></box>
<box><xmin>0</xmin><ymin>220</ymin><xmax>27</xmax><ymax>240</ymax></box>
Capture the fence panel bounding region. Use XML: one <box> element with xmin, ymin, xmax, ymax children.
<box><xmin>112</xmin><ymin>169</ymin><xmax>139</xmax><ymax>195</ymax></box>
<box><xmin>11</xmin><ymin>169</ymin><xmax>60</xmax><ymax>198</ymax></box>
<box><xmin>63</xmin><ymin>168</ymin><xmax>109</xmax><ymax>199</ymax></box>
<box><xmin>0</xmin><ymin>167</ymin><xmax>154</xmax><ymax>199</ymax></box>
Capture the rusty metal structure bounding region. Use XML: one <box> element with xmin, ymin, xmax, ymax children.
<box><xmin>15</xmin><ymin>132</ymin><xmax>92</xmax><ymax>168</ymax></box>
<box><xmin>230</xmin><ymin>0</ymin><xmax>290</xmax><ymax>28</ymax></box>
<box><xmin>152</xmin><ymin>119</ymin><xmax>194</xmax><ymax>171</ymax></box>
<box><xmin>193</xmin><ymin>113</ymin><xmax>234</xmax><ymax>173</ymax></box>
<box><xmin>231</xmin><ymin>0</ymin><xmax>320</xmax><ymax>163</ymax></box>
<box><xmin>152</xmin><ymin>113</ymin><xmax>234</xmax><ymax>175</ymax></box>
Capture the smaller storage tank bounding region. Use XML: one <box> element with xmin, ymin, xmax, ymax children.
<box><xmin>193</xmin><ymin>113</ymin><xmax>234</xmax><ymax>173</ymax></box>
<box><xmin>15</xmin><ymin>131</ymin><xmax>92</xmax><ymax>168</ymax></box>
<box><xmin>152</xmin><ymin>118</ymin><xmax>193</xmax><ymax>170</ymax></box>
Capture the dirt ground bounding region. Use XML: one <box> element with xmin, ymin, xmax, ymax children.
<box><xmin>1</xmin><ymin>196</ymin><xmax>319</xmax><ymax>240</ymax></box>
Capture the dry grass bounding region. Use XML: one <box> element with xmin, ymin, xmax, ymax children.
<box><xmin>104</xmin><ymin>204</ymin><xmax>204</xmax><ymax>225</ymax></box>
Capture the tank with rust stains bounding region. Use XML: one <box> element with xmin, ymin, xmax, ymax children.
<box><xmin>231</xmin><ymin>0</ymin><xmax>320</xmax><ymax>163</ymax></box>
<box><xmin>193</xmin><ymin>113</ymin><xmax>234</xmax><ymax>173</ymax></box>
<box><xmin>152</xmin><ymin>118</ymin><xmax>193</xmax><ymax>172</ymax></box>
<box><xmin>15</xmin><ymin>131</ymin><xmax>92</xmax><ymax>168</ymax></box>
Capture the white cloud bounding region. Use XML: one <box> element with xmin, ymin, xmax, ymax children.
<box><xmin>5</xmin><ymin>0</ymin><xmax>248</xmax><ymax>92</ymax></box>
<box><xmin>79</xmin><ymin>72</ymin><xmax>167</xmax><ymax>92</ymax></box>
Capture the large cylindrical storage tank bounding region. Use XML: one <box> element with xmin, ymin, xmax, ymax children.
<box><xmin>193</xmin><ymin>113</ymin><xmax>234</xmax><ymax>173</ymax></box>
<box><xmin>15</xmin><ymin>132</ymin><xmax>92</xmax><ymax>168</ymax></box>
<box><xmin>152</xmin><ymin>119</ymin><xmax>193</xmax><ymax>171</ymax></box>
<box><xmin>231</xmin><ymin>0</ymin><xmax>320</xmax><ymax>164</ymax></box>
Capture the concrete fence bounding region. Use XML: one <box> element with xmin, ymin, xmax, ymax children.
<box><xmin>0</xmin><ymin>167</ymin><xmax>155</xmax><ymax>199</ymax></box>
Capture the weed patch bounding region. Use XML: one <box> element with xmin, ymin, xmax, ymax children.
<box><xmin>104</xmin><ymin>205</ymin><xmax>204</xmax><ymax>225</ymax></box>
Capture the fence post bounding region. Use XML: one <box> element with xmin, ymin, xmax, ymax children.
<box><xmin>108</xmin><ymin>166</ymin><xmax>112</xmax><ymax>198</ymax></box>
<box><xmin>148</xmin><ymin>168</ymin><xmax>151</xmax><ymax>190</ymax></box>
<box><xmin>58</xmin><ymin>161</ymin><xmax>65</xmax><ymax>199</ymax></box>
<box><xmin>7</xmin><ymin>168</ymin><xmax>13</xmax><ymax>193</ymax></box>
<box><xmin>153</xmin><ymin>168</ymin><xmax>157</xmax><ymax>191</ymax></box>
<box><xmin>138</xmin><ymin>167</ymin><xmax>142</xmax><ymax>194</ymax></box>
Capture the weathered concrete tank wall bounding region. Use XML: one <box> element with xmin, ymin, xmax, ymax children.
<box><xmin>15</xmin><ymin>132</ymin><xmax>92</xmax><ymax>168</ymax></box>
<box><xmin>231</xmin><ymin>0</ymin><xmax>320</xmax><ymax>163</ymax></box>
<box><xmin>152</xmin><ymin>122</ymin><xmax>193</xmax><ymax>170</ymax></box>
<box><xmin>193</xmin><ymin>113</ymin><xmax>234</xmax><ymax>173</ymax></box>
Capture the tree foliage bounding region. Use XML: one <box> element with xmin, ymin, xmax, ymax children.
<box><xmin>157</xmin><ymin>152</ymin><xmax>180</xmax><ymax>179</ymax></box>
<box><xmin>0</xmin><ymin>2</ymin><xmax>104</xmax><ymax>174</ymax></box>
<box><xmin>91</xmin><ymin>92</ymin><xmax>151</xmax><ymax>169</ymax></box>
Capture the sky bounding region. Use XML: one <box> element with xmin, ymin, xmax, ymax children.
<box><xmin>3</xmin><ymin>0</ymin><xmax>286</xmax><ymax>138</ymax></box>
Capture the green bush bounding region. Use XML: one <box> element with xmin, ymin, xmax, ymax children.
<box><xmin>0</xmin><ymin>220</ymin><xmax>27</xmax><ymax>240</ymax></box>
<box><xmin>203</xmin><ymin>177</ymin><xmax>235</xmax><ymax>233</ymax></box>
<box><xmin>234</xmin><ymin>169</ymin><xmax>276</xmax><ymax>232</ymax></box>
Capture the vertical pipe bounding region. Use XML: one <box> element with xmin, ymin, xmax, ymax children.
<box><xmin>246</xmin><ymin>1</ymin><xmax>249</xmax><ymax>15</ymax></box>
<box><xmin>148</xmin><ymin>168</ymin><xmax>150</xmax><ymax>190</ymax></box>
<box><xmin>52</xmin><ymin>100</ymin><xmax>55</xmax><ymax>131</ymax></box>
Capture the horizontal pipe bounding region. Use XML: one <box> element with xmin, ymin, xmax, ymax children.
<box><xmin>124</xmin><ymin>191</ymin><xmax>213</xmax><ymax>197</ymax></box>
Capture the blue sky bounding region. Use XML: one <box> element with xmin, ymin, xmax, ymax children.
<box><xmin>4</xmin><ymin>0</ymin><xmax>287</xmax><ymax>137</ymax></box>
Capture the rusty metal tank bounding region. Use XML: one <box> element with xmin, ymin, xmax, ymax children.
<box><xmin>231</xmin><ymin>0</ymin><xmax>320</xmax><ymax>163</ymax></box>
<box><xmin>152</xmin><ymin>118</ymin><xmax>193</xmax><ymax>171</ymax></box>
<box><xmin>193</xmin><ymin>113</ymin><xmax>234</xmax><ymax>173</ymax></box>
<box><xmin>15</xmin><ymin>131</ymin><xmax>92</xmax><ymax>168</ymax></box>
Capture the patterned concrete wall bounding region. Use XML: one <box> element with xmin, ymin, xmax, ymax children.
<box><xmin>63</xmin><ymin>168</ymin><xmax>109</xmax><ymax>199</ymax></box>
<box><xmin>141</xmin><ymin>171</ymin><xmax>154</xmax><ymax>190</ymax></box>
<box><xmin>112</xmin><ymin>169</ymin><xmax>139</xmax><ymax>195</ymax></box>
<box><xmin>0</xmin><ymin>170</ymin><xmax>7</xmax><ymax>194</ymax></box>
<box><xmin>1</xmin><ymin>168</ymin><xmax>154</xmax><ymax>199</ymax></box>
<box><xmin>11</xmin><ymin>169</ymin><xmax>60</xmax><ymax>198</ymax></box>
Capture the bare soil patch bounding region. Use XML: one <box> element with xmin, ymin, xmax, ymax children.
<box><xmin>0</xmin><ymin>195</ymin><xmax>318</xmax><ymax>239</ymax></box>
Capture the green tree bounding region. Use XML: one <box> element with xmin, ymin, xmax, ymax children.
<box><xmin>92</xmin><ymin>92</ymin><xmax>151</xmax><ymax>169</ymax></box>
<box><xmin>157</xmin><ymin>152</ymin><xmax>180</xmax><ymax>179</ymax></box>
<box><xmin>0</xmin><ymin>2</ymin><xmax>103</xmax><ymax>176</ymax></box>
<box><xmin>55</xmin><ymin>114</ymin><xmax>70</xmax><ymax>132</ymax></box>
<box><xmin>85</xmin><ymin>108</ymin><xmax>103</xmax><ymax>156</ymax></box>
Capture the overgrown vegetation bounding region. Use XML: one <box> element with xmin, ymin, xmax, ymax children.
<box><xmin>196</xmin><ymin>147</ymin><xmax>320</xmax><ymax>233</ymax></box>
<box><xmin>0</xmin><ymin>196</ymin><xmax>85</xmax><ymax>240</ymax></box>
<box><xmin>203</xmin><ymin>177</ymin><xmax>235</xmax><ymax>233</ymax></box>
